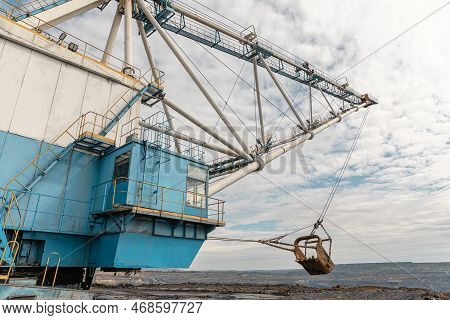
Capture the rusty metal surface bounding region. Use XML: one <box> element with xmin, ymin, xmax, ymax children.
<box><xmin>294</xmin><ymin>235</ymin><xmax>335</xmax><ymax>275</ymax></box>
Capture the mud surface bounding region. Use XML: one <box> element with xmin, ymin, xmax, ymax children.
<box><xmin>91</xmin><ymin>263</ymin><xmax>450</xmax><ymax>300</ymax></box>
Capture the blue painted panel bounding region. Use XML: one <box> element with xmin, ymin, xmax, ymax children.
<box><xmin>23</xmin><ymin>232</ymin><xmax>90</xmax><ymax>267</ymax></box>
<box><xmin>113</xmin><ymin>233</ymin><xmax>204</xmax><ymax>268</ymax></box>
<box><xmin>88</xmin><ymin>233</ymin><xmax>120</xmax><ymax>267</ymax></box>
<box><xmin>0</xmin><ymin>131</ymin><xmax>95</xmax><ymax>235</ymax></box>
<box><xmin>0</xmin><ymin>132</ymin><xmax>42</xmax><ymax>187</ymax></box>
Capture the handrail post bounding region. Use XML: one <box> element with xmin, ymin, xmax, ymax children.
<box><xmin>160</xmin><ymin>187</ymin><xmax>164</xmax><ymax>214</ymax></box>
<box><xmin>112</xmin><ymin>179</ymin><xmax>117</xmax><ymax>208</ymax></box>
<box><xmin>41</xmin><ymin>252</ymin><xmax>61</xmax><ymax>288</ymax></box>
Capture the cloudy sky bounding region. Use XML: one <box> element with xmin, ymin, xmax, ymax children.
<box><xmin>56</xmin><ymin>0</ymin><xmax>450</xmax><ymax>270</ymax></box>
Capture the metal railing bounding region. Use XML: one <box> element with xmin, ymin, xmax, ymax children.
<box><xmin>78</xmin><ymin>111</ymin><xmax>119</xmax><ymax>145</ymax></box>
<box><xmin>2</xmin><ymin>188</ymin><xmax>92</xmax><ymax>235</ymax></box>
<box><xmin>120</xmin><ymin>112</ymin><xmax>206</xmax><ymax>161</ymax></box>
<box><xmin>0</xmin><ymin>0</ymin><xmax>144</xmax><ymax>77</ymax></box>
<box><xmin>41</xmin><ymin>251</ymin><xmax>60</xmax><ymax>287</ymax></box>
<box><xmin>0</xmin><ymin>188</ymin><xmax>22</xmax><ymax>282</ymax></box>
<box><xmin>91</xmin><ymin>177</ymin><xmax>225</xmax><ymax>224</ymax></box>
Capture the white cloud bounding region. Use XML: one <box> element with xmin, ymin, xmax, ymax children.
<box><xmin>58</xmin><ymin>0</ymin><xmax>450</xmax><ymax>269</ymax></box>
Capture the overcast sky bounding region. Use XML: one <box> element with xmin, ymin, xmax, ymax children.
<box><xmin>58</xmin><ymin>0</ymin><xmax>450</xmax><ymax>270</ymax></box>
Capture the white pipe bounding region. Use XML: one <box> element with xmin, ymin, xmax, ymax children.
<box><xmin>208</xmin><ymin>105</ymin><xmax>368</xmax><ymax>196</ymax></box>
<box><xmin>137</xmin><ymin>20</ymin><xmax>182</xmax><ymax>153</ymax></box>
<box><xmin>163</xmin><ymin>97</ymin><xmax>248</xmax><ymax>160</ymax></box>
<box><xmin>123</xmin><ymin>0</ymin><xmax>133</xmax><ymax>74</ymax></box>
<box><xmin>259</xmin><ymin>54</ymin><xmax>308</xmax><ymax>132</ymax></box>
<box><xmin>139</xmin><ymin>120</ymin><xmax>238</xmax><ymax>157</ymax></box>
<box><xmin>253</xmin><ymin>57</ymin><xmax>265</xmax><ymax>146</ymax></box>
<box><xmin>136</xmin><ymin>0</ymin><xmax>252</xmax><ymax>157</ymax></box>
<box><xmin>102</xmin><ymin>2</ymin><xmax>123</xmax><ymax>63</ymax></box>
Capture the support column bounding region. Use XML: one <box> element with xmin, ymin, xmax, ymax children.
<box><xmin>102</xmin><ymin>2</ymin><xmax>123</xmax><ymax>63</ymax></box>
<box><xmin>259</xmin><ymin>54</ymin><xmax>308</xmax><ymax>132</ymax></box>
<box><xmin>136</xmin><ymin>0</ymin><xmax>252</xmax><ymax>158</ymax></box>
<box><xmin>253</xmin><ymin>57</ymin><xmax>265</xmax><ymax>146</ymax></box>
<box><xmin>123</xmin><ymin>0</ymin><xmax>134</xmax><ymax>75</ymax></box>
<box><xmin>137</xmin><ymin>21</ymin><xmax>181</xmax><ymax>153</ymax></box>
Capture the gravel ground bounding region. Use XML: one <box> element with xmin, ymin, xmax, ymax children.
<box><xmin>91</xmin><ymin>268</ymin><xmax>449</xmax><ymax>300</ymax></box>
<box><xmin>91</xmin><ymin>283</ymin><xmax>448</xmax><ymax>300</ymax></box>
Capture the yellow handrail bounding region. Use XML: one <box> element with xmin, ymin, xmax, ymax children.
<box><xmin>0</xmin><ymin>188</ymin><xmax>22</xmax><ymax>283</ymax></box>
<box><xmin>41</xmin><ymin>252</ymin><xmax>61</xmax><ymax>288</ymax></box>
<box><xmin>93</xmin><ymin>177</ymin><xmax>226</xmax><ymax>222</ymax></box>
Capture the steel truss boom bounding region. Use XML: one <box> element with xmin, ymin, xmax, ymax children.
<box><xmin>135</xmin><ymin>0</ymin><xmax>378</xmax><ymax>107</ymax></box>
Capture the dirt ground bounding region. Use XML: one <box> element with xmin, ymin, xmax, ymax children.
<box><xmin>91</xmin><ymin>283</ymin><xmax>448</xmax><ymax>300</ymax></box>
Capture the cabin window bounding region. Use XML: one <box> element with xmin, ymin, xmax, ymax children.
<box><xmin>186</xmin><ymin>165</ymin><xmax>207</xmax><ymax>208</ymax></box>
<box><xmin>113</xmin><ymin>152</ymin><xmax>131</xmax><ymax>180</ymax></box>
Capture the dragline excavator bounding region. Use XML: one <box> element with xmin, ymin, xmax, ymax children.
<box><xmin>1</xmin><ymin>0</ymin><xmax>377</xmax><ymax>276</ymax></box>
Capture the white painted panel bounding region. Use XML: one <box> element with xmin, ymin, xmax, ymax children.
<box><xmin>107</xmin><ymin>84</ymin><xmax>143</xmax><ymax>143</ymax></box>
<box><xmin>45</xmin><ymin>63</ymin><xmax>89</xmax><ymax>145</ymax></box>
<box><xmin>0</xmin><ymin>38</ymin><xmax>5</xmax><ymax>57</ymax></box>
<box><xmin>0</xmin><ymin>40</ymin><xmax>31</xmax><ymax>132</ymax></box>
<box><xmin>9</xmin><ymin>51</ymin><xmax>61</xmax><ymax>141</ymax></box>
<box><xmin>81</xmin><ymin>73</ymin><xmax>112</xmax><ymax>114</ymax></box>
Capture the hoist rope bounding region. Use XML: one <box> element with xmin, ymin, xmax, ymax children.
<box><xmin>209</xmin><ymin>107</ymin><xmax>370</xmax><ymax>246</ymax></box>
<box><xmin>312</xmin><ymin>107</ymin><xmax>370</xmax><ymax>234</ymax></box>
<box><xmin>208</xmin><ymin>224</ymin><xmax>314</xmax><ymax>245</ymax></box>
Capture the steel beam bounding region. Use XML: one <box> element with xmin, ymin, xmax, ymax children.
<box><xmin>137</xmin><ymin>0</ymin><xmax>252</xmax><ymax>157</ymax></box>
<box><xmin>208</xmin><ymin>104</ymin><xmax>370</xmax><ymax>196</ymax></box>
<box><xmin>166</xmin><ymin>1</ymin><xmax>377</xmax><ymax>106</ymax></box>
<box><xmin>318</xmin><ymin>86</ymin><xmax>338</xmax><ymax>116</ymax></box>
<box><xmin>259</xmin><ymin>54</ymin><xmax>308</xmax><ymax>132</ymax></box>
<box><xmin>253</xmin><ymin>57</ymin><xmax>265</xmax><ymax>146</ymax></box>
<box><xmin>163</xmin><ymin>97</ymin><xmax>251</xmax><ymax>160</ymax></box>
<box><xmin>139</xmin><ymin>120</ymin><xmax>238</xmax><ymax>157</ymax></box>
<box><xmin>137</xmin><ymin>20</ymin><xmax>181</xmax><ymax>153</ymax></box>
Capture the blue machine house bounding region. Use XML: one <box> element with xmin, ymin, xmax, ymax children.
<box><xmin>0</xmin><ymin>108</ymin><xmax>225</xmax><ymax>287</ymax></box>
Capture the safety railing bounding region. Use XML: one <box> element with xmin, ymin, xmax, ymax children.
<box><xmin>2</xmin><ymin>188</ymin><xmax>92</xmax><ymax>235</ymax></box>
<box><xmin>120</xmin><ymin>112</ymin><xmax>206</xmax><ymax>161</ymax></box>
<box><xmin>90</xmin><ymin>177</ymin><xmax>225</xmax><ymax>224</ymax></box>
<box><xmin>3</xmin><ymin>0</ymin><xmax>70</xmax><ymax>20</ymax></box>
<box><xmin>0</xmin><ymin>188</ymin><xmax>22</xmax><ymax>282</ymax></box>
<box><xmin>41</xmin><ymin>251</ymin><xmax>60</xmax><ymax>287</ymax></box>
<box><xmin>78</xmin><ymin>111</ymin><xmax>119</xmax><ymax>146</ymax></box>
<box><xmin>0</xmin><ymin>0</ymin><xmax>143</xmax><ymax>77</ymax></box>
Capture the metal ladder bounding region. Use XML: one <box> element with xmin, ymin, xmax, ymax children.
<box><xmin>142</xmin><ymin>143</ymin><xmax>164</xmax><ymax>206</ymax></box>
<box><xmin>0</xmin><ymin>189</ymin><xmax>21</xmax><ymax>283</ymax></box>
